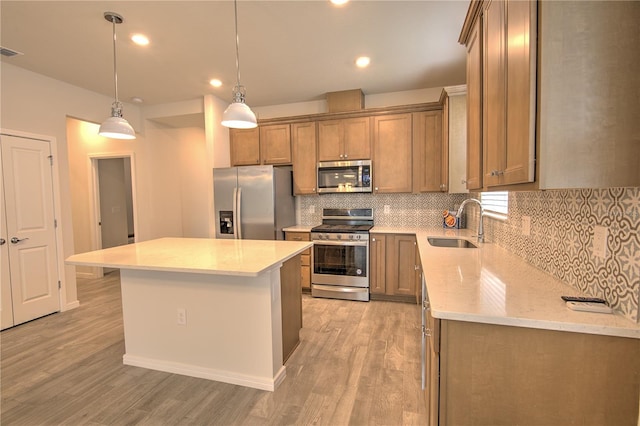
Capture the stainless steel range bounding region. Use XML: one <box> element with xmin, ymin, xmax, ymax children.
<box><xmin>311</xmin><ymin>208</ymin><xmax>373</xmax><ymax>302</ymax></box>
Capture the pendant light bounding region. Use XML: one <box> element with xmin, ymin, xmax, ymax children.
<box><xmin>221</xmin><ymin>0</ymin><xmax>257</xmax><ymax>129</ymax></box>
<box><xmin>99</xmin><ymin>12</ymin><xmax>136</xmax><ymax>140</ymax></box>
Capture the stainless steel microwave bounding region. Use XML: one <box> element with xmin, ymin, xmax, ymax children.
<box><xmin>317</xmin><ymin>160</ymin><xmax>372</xmax><ymax>193</ymax></box>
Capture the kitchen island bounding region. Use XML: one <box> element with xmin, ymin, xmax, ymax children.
<box><xmin>66</xmin><ymin>237</ymin><xmax>312</xmax><ymax>391</ymax></box>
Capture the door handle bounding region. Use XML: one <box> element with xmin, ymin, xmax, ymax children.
<box><xmin>0</xmin><ymin>238</ymin><xmax>5</xmax><ymax>245</ymax></box>
<box><xmin>10</xmin><ymin>237</ymin><xmax>29</xmax><ymax>244</ymax></box>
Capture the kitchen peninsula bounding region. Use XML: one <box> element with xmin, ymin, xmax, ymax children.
<box><xmin>66</xmin><ymin>237</ymin><xmax>312</xmax><ymax>391</ymax></box>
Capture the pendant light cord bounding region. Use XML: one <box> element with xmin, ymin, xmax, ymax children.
<box><xmin>233</xmin><ymin>0</ymin><xmax>241</xmax><ymax>89</ymax></box>
<box><xmin>111</xmin><ymin>16</ymin><xmax>120</xmax><ymax>104</ymax></box>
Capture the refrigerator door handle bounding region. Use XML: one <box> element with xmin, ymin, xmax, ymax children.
<box><xmin>236</xmin><ymin>186</ymin><xmax>243</xmax><ymax>239</ymax></box>
<box><xmin>232</xmin><ymin>187</ymin><xmax>239</xmax><ymax>240</ymax></box>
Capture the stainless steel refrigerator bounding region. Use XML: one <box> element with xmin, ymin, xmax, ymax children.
<box><xmin>213</xmin><ymin>165</ymin><xmax>295</xmax><ymax>240</ymax></box>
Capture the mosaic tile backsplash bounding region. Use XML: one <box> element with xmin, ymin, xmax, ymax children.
<box><xmin>297</xmin><ymin>193</ymin><xmax>467</xmax><ymax>228</ymax></box>
<box><xmin>297</xmin><ymin>188</ymin><xmax>640</xmax><ymax>323</ymax></box>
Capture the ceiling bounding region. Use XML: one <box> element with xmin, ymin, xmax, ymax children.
<box><xmin>0</xmin><ymin>1</ymin><xmax>469</xmax><ymax>108</ymax></box>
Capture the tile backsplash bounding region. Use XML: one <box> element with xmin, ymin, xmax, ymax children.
<box><xmin>297</xmin><ymin>188</ymin><xmax>640</xmax><ymax>323</ymax></box>
<box><xmin>297</xmin><ymin>193</ymin><xmax>467</xmax><ymax>228</ymax></box>
<box><xmin>469</xmin><ymin>188</ymin><xmax>639</xmax><ymax>323</ymax></box>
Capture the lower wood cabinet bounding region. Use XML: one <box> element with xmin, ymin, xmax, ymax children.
<box><xmin>280</xmin><ymin>255</ymin><xmax>302</xmax><ymax>363</ymax></box>
<box><xmin>284</xmin><ymin>231</ymin><xmax>311</xmax><ymax>291</ymax></box>
<box><xmin>370</xmin><ymin>233</ymin><xmax>417</xmax><ymax>302</ymax></box>
<box><xmin>427</xmin><ymin>318</ymin><xmax>640</xmax><ymax>425</ymax></box>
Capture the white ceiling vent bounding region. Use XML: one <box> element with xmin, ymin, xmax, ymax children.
<box><xmin>0</xmin><ymin>47</ymin><xmax>24</xmax><ymax>57</ymax></box>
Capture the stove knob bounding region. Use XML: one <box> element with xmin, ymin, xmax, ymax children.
<box><xmin>337</xmin><ymin>234</ymin><xmax>342</xmax><ymax>240</ymax></box>
<box><xmin>348</xmin><ymin>235</ymin><xmax>354</xmax><ymax>240</ymax></box>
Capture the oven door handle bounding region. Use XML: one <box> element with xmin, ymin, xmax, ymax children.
<box><xmin>312</xmin><ymin>240</ymin><xmax>368</xmax><ymax>247</ymax></box>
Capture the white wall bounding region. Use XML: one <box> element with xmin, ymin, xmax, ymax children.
<box><xmin>1</xmin><ymin>63</ymin><xmax>143</xmax><ymax>308</ymax></box>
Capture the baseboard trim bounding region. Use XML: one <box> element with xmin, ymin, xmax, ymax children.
<box><xmin>122</xmin><ymin>354</ymin><xmax>286</xmax><ymax>392</ymax></box>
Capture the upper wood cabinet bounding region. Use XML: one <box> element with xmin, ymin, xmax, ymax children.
<box><xmin>230</xmin><ymin>127</ymin><xmax>260</xmax><ymax>166</ymax></box>
<box><xmin>461</xmin><ymin>0</ymin><xmax>639</xmax><ymax>189</ymax></box>
<box><xmin>465</xmin><ymin>17</ymin><xmax>483</xmax><ymax>190</ymax></box>
<box><xmin>230</xmin><ymin>124</ymin><xmax>292</xmax><ymax>166</ymax></box>
<box><xmin>317</xmin><ymin>117</ymin><xmax>371</xmax><ymax>161</ymax></box>
<box><xmin>482</xmin><ymin>0</ymin><xmax>536</xmax><ymax>188</ymax></box>
<box><xmin>260</xmin><ymin>124</ymin><xmax>292</xmax><ymax>165</ymax></box>
<box><xmin>373</xmin><ymin>113</ymin><xmax>413</xmax><ymax>194</ymax></box>
<box><xmin>413</xmin><ymin>110</ymin><xmax>446</xmax><ymax>193</ymax></box>
<box><xmin>291</xmin><ymin>122</ymin><xmax>317</xmax><ymax>195</ymax></box>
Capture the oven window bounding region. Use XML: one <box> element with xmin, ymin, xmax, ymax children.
<box><xmin>313</xmin><ymin>244</ymin><xmax>367</xmax><ymax>277</ymax></box>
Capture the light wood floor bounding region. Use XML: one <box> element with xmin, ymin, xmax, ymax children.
<box><xmin>1</xmin><ymin>272</ymin><xmax>427</xmax><ymax>425</ymax></box>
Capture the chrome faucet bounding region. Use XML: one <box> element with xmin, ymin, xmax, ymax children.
<box><xmin>456</xmin><ymin>198</ymin><xmax>484</xmax><ymax>243</ymax></box>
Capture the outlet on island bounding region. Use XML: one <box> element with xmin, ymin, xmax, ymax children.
<box><xmin>177</xmin><ymin>308</ymin><xmax>187</xmax><ymax>325</ymax></box>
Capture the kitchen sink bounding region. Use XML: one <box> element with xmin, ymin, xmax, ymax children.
<box><xmin>427</xmin><ymin>237</ymin><xmax>478</xmax><ymax>248</ymax></box>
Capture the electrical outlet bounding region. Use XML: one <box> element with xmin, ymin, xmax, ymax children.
<box><xmin>177</xmin><ymin>308</ymin><xmax>187</xmax><ymax>325</ymax></box>
<box><xmin>309</xmin><ymin>205</ymin><xmax>315</xmax><ymax>214</ymax></box>
<box><xmin>593</xmin><ymin>225</ymin><xmax>608</xmax><ymax>258</ymax></box>
<box><xmin>522</xmin><ymin>216</ymin><xmax>531</xmax><ymax>236</ymax></box>
<box><xmin>384</xmin><ymin>205</ymin><xmax>391</xmax><ymax>214</ymax></box>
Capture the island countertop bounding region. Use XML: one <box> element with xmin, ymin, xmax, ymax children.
<box><xmin>66</xmin><ymin>237</ymin><xmax>313</xmax><ymax>277</ymax></box>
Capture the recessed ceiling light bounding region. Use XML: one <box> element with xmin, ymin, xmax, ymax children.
<box><xmin>356</xmin><ymin>56</ymin><xmax>371</xmax><ymax>68</ymax></box>
<box><xmin>330</xmin><ymin>0</ymin><xmax>349</xmax><ymax>5</ymax></box>
<box><xmin>131</xmin><ymin>34</ymin><xmax>149</xmax><ymax>46</ymax></box>
<box><xmin>209</xmin><ymin>79</ymin><xmax>223</xmax><ymax>88</ymax></box>
<box><xmin>131</xmin><ymin>96</ymin><xmax>144</xmax><ymax>103</ymax></box>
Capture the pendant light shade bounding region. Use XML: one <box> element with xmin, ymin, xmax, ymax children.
<box><xmin>221</xmin><ymin>0</ymin><xmax>257</xmax><ymax>129</ymax></box>
<box><xmin>99</xmin><ymin>12</ymin><xmax>136</xmax><ymax>139</ymax></box>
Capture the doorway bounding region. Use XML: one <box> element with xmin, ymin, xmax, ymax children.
<box><xmin>91</xmin><ymin>155</ymin><xmax>136</xmax><ymax>276</ymax></box>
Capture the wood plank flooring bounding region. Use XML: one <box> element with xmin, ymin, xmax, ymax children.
<box><xmin>1</xmin><ymin>272</ymin><xmax>427</xmax><ymax>425</ymax></box>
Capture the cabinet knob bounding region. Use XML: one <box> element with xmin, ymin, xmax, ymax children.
<box><xmin>374</xmin><ymin>187</ymin><xmax>379</xmax><ymax>191</ymax></box>
<box><xmin>372</xmin><ymin>237</ymin><xmax>376</xmax><ymax>242</ymax></box>
<box><xmin>312</xmin><ymin>188</ymin><xmax>316</xmax><ymax>192</ymax></box>
<box><xmin>344</xmin><ymin>154</ymin><xmax>348</xmax><ymax>158</ymax></box>
<box><xmin>0</xmin><ymin>238</ymin><xmax>5</xmax><ymax>246</ymax></box>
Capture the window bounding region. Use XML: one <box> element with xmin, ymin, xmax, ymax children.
<box><xmin>481</xmin><ymin>191</ymin><xmax>509</xmax><ymax>216</ymax></box>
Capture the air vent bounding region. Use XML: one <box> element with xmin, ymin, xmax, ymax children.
<box><xmin>0</xmin><ymin>47</ymin><xmax>24</xmax><ymax>57</ymax></box>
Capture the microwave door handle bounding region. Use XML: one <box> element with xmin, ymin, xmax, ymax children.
<box><xmin>358</xmin><ymin>165</ymin><xmax>362</xmax><ymax>187</ymax></box>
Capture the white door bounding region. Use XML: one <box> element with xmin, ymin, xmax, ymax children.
<box><xmin>0</xmin><ymin>149</ymin><xmax>14</xmax><ymax>329</ymax></box>
<box><xmin>0</xmin><ymin>135</ymin><xmax>60</xmax><ymax>327</ymax></box>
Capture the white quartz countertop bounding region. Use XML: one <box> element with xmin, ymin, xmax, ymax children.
<box><xmin>283</xmin><ymin>225</ymin><xmax>315</xmax><ymax>233</ymax></box>
<box><xmin>66</xmin><ymin>237</ymin><xmax>313</xmax><ymax>277</ymax></box>
<box><xmin>411</xmin><ymin>227</ymin><xmax>640</xmax><ymax>339</ymax></box>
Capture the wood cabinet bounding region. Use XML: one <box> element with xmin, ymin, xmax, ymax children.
<box><xmin>317</xmin><ymin>117</ymin><xmax>371</xmax><ymax>161</ymax></box>
<box><xmin>284</xmin><ymin>231</ymin><xmax>311</xmax><ymax>291</ymax></box>
<box><xmin>369</xmin><ymin>234</ymin><xmax>386</xmax><ymax>295</ymax></box>
<box><xmin>482</xmin><ymin>0</ymin><xmax>536</xmax><ymax>187</ymax></box>
<box><xmin>230</xmin><ymin>124</ymin><xmax>292</xmax><ymax>166</ymax></box>
<box><xmin>260</xmin><ymin>124</ymin><xmax>292</xmax><ymax>165</ymax></box>
<box><xmin>461</xmin><ymin>0</ymin><xmax>536</xmax><ymax>189</ymax></box>
<box><xmin>230</xmin><ymin>127</ymin><xmax>260</xmax><ymax>166</ymax></box>
<box><xmin>465</xmin><ymin>17</ymin><xmax>483</xmax><ymax>190</ymax></box>
<box><xmin>443</xmin><ymin>86</ymin><xmax>469</xmax><ymax>194</ymax></box>
<box><xmin>424</xmin><ymin>306</ymin><xmax>440</xmax><ymax>426</ymax></box>
<box><xmin>461</xmin><ymin>0</ymin><xmax>640</xmax><ymax>189</ymax></box>
<box><xmin>291</xmin><ymin>122</ymin><xmax>317</xmax><ymax>195</ymax></box>
<box><xmin>412</xmin><ymin>110</ymin><xmax>446</xmax><ymax>193</ymax></box>
<box><xmin>370</xmin><ymin>233</ymin><xmax>417</xmax><ymax>302</ymax></box>
<box><xmin>430</xmin><ymin>319</ymin><xmax>640</xmax><ymax>425</ymax></box>
<box><xmin>372</xmin><ymin>114</ymin><xmax>413</xmax><ymax>194</ymax></box>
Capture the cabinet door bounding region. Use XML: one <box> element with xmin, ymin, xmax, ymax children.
<box><xmin>466</xmin><ymin>18</ymin><xmax>483</xmax><ymax>190</ymax></box>
<box><xmin>413</xmin><ymin>110</ymin><xmax>445</xmax><ymax>193</ymax></box>
<box><xmin>260</xmin><ymin>124</ymin><xmax>292</xmax><ymax>165</ymax></box>
<box><xmin>342</xmin><ymin>116</ymin><xmax>371</xmax><ymax>160</ymax></box>
<box><xmin>230</xmin><ymin>128</ymin><xmax>260</xmax><ymax>166</ymax></box>
<box><xmin>285</xmin><ymin>232</ymin><xmax>311</xmax><ymax>290</ymax></box>
<box><xmin>369</xmin><ymin>234</ymin><xmax>386</xmax><ymax>294</ymax></box>
<box><xmin>373</xmin><ymin>114</ymin><xmax>413</xmax><ymax>193</ymax></box>
<box><xmin>291</xmin><ymin>122</ymin><xmax>317</xmax><ymax>195</ymax></box>
<box><xmin>483</xmin><ymin>0</ymin><xmax>506</xmax><ymax>187</ymax></box>
<box><xmin>317</xmin><ymin>120</ymin><xmax>343</xmax><ymax>161</ymax></box>
<box><xmin>503</xmin><ymin>0</ymin><xmax>536</xmax><ymax>185</ymax></box>
<box><xmin>387</xmin><ymin>234</ymin><xmax>417</xmax><ymax>296</ymax></box>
